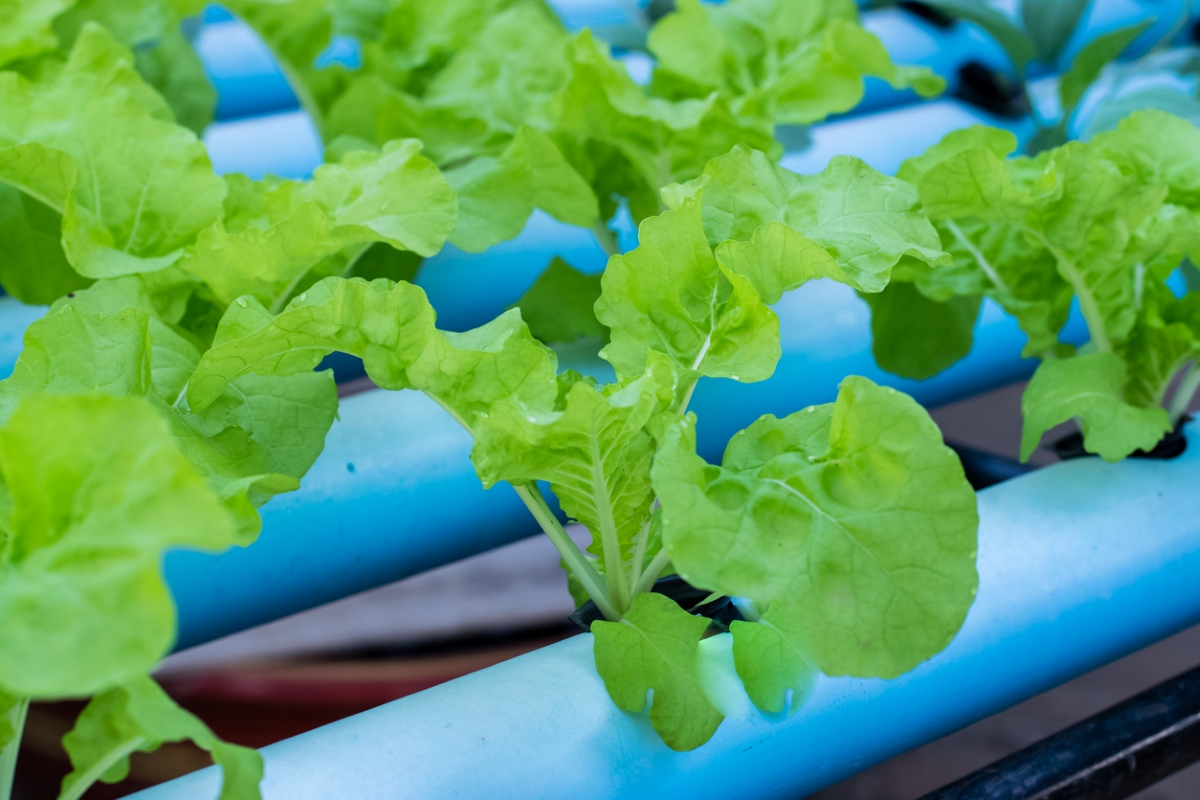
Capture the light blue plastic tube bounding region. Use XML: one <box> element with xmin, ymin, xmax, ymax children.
<box><xmin>164</xmin><ymin>278</ymin><xmax>1088</xmax><ymax>650</ymax></box>
<box><xmin>137</xmin><ymin>423</ymin><xmax>1200</xmax><ymax>800</ymax></box>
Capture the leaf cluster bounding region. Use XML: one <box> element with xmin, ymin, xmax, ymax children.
<box><xmin>869</xmin><ymin>110</ymin><xmax>1200</xmax><ymax>462</ymax></box>
<box><xmin>224</xmin><ymin>0</ymin><xmax>943</xmax><ymax>256</ymax></box>
<box><xmin>181</xmin><ymin>146</ymin><xmax>979</xmax><ymax>751</ymax></box>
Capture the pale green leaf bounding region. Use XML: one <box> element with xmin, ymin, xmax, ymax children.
<box><xmin>0</xmin><ymin>0</ymin><xmax>74</xmax><ymax>67</ymax></box>
<box><xmin>0</xmin><ymin>183</ymin><xmax>92</xmax><ymax>304</ymax></box>
<box><xmin>729</xmin><ymin>607</ymin><xmax>819</xmax><ymax>715</ymax></box>
<box><xmin>182</xmin><ymin>139</ymin><xmax>455</xmax><ymax>308</ymax></box>
<box><xmin>187</xmin><ymin>277</ymin><xmax>558</xmax><ymax>430</ymax></box>
<box><xmin>594</xmin><ymin>193</ymin><xmax>780</xmax><ymax>383</ymax></box>
<box><xmin>133</xmin><ymin>28</ymin><xmax>217</xmax><ymax>135</ymax></box>
<box><xmin>861</xmin><ymin>281</ymin><xmax>982</xmax><ymax>380</ymax></box>
<box><xmin>0</xmin><ymin>394</ymin><xmax>234</xmax><ymax>698</ymax></box>
<box><xmin>0</xmin><ymin>24</ymin><xmax>225</xmax><ymax>278</ymax></box>
<box><xmin>652</xmin><ymin>376</ymin><xmax>979</xmax><ymax>678</ymax></box>
<box><xmin>591</xmin><ymin>591</ymin><xmax>723</xmax><ymax>751</ymax></box>
<box><xmin>62</xmin><ymin>675</ymin><xmax>261</xmax><ymax>800</ymax></box>
<box><xmin>686</xmin><ymin>147</ymin><xmax>950</xmax><ymax>282</ymax></box>
<box><xmin>472</xmin><ymin>366</ymin><xmax>672</xmax><ymax>578</ymax></box>
<box><xmin>1020</xmin><ymin>352</ymin><xmax>1171</xmax><ymax>461</ymax></box>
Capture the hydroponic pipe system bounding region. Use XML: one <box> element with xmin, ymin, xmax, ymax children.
<box><xmin>161</xmin><ymin>87</ymin><xmax>1073</xmax><ymax>648</ymax></box>
<box><xmin>134</xmin><ymin>425</ymin><xmax>1200</xmax><ymax>800</ymax></box>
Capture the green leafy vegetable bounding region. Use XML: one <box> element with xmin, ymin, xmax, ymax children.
<box><xmin>180</xmin><ymin>138</ymin><xmax>457</xmax><ymax>312</ymax></box>
<box><xmin>0</xmin><ymin>393</ymin><xmax>235</xmax><ymax>698</ymax></box>
<box><xmin>869</xmin><ymin>111</ymin><xmax>1200</xmax><ymax>462</ymax></box>
<box><xmin>1</xmin><ymin>278</ymin><xmax>338</xmax><ymax>542</ymax></box>
<box><xmin>180</xmin><ymin>148</ymin><xmax>976</xmax><ymax>748</ymax></box>
<box><xmin>652</xmin><ymin>377</ymin><xmax>978</xmax><ymax>680</ymax></box>
<box><xmin>592</xmin><ymin>592</ymin><xmax>723</xmax><ymax>751</ymax></box>
<box><xmin>0</xmin><ymin>24</ymin><xmax>224</xmax><ymax>278</ymax></box>
<box><xmin>648</xmin><ymin>0</ymin><xmax>944</xmax><ymax>124</ymax></box>
<box><xmin>62</xmin><ymin>675</ymin><xmax>261</xmax><ymax>800</ymax></box>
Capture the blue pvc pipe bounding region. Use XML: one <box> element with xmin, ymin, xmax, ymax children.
<box><xmin>136</xmin><ymin>422</ymin><xmax>1200</xmax><ymax>800</ymax></box>
<box><xmin>164</xmin><ymin>279</ymin><xmax>1088</xmax><ymax>650</ymax></box>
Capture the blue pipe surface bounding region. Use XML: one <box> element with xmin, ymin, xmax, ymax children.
<box><xmin>164</xmin><ymin>278</ymin><xmax>1087</xmax><ymax>650</ymax></box>
<box><xmin>137</xmin><ymin>423</ymin><xmax>1200</xmax><ymax>800</ymax></box>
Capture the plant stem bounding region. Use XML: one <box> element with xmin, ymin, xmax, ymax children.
<box><xmin>58</xmin><ymin>736</ymin><xmax>147</xmax><ymax>800</ymax></box>
<box><xmin>1041</xmin><ymin>240</ymin><xmax>1112</xmax><ymax>353</ymax></box>
<box><xmin>0</xmin><ymin>698</ymin><xmax>28</xmax><ymax>800</ymax></box>
<box><xmin>1169</xmin><ymin>362</ymin><xmax>1200</xmax><ymax>425</ymax></box>
<box><xmin>945</xmin><ymin>220</ymin><xmax>1010</xmax><ymax>294</ymax></box>
<box><xmin>632</xmin><ymin>547</ymin><xmax>672</xmax><ymax>596</ymax></box>
<box><xmin>513</xmin><ymin>483</ymin><xmax>619</xmax><ymax>621</ymax></box>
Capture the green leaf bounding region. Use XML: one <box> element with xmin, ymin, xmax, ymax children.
<box><xmin>0</xmin><ymin>182</ymin><xmax>93</xmax><ymax>304</ymax></box>
<box><xmin>594</xmin><ymin>192</ymin><xmax>780</xmax><ymax>383</ymax></box>
<box><xmin>0</xmin><ymin>280</ymin><xmax>337</xmax><ymax>543</ymax></box>
<box><xmin>422</xmin><ymin>4</ymin><xmax>570</xmax><ymax>135</ymax></box>
<box><xmin>0</xmin><ymin>394</ymin><xmax>234</xmax><ymax>698</ymax></box>
<box><xmin>652</xmin><ymin>376</ymin><xmax>979</xmax><ymax>678</ymax></box>
<box><xmin>1059</xmin><ymin>20</ymin><xmax>1152</xmax><ymax>118</ymax></box>
<box><xmin>730</xmin><ymin>606</ymin><xmax>819</xmax><ymax>715</ymax></box>
<box><xmin>917</xmin><ymin>135</ymin><xmax>1180</xmax><ymax>352</ymax></box>
<box><xmin>681</xmin><ymin>147</ymin><xmax>950</xmax><ymax>282</ymax></box>
<box><xmin>0</xmin><ymin>0</ymin><xmax>73</xmax><ymax>67</ymax></box>
<box><xmin>861</xmin><ymin>281</ymin><xmax>982</xmax><ymax>380</ymax></box>
<box><xmin>181</xmin><ymin>139</ymin><xmax>456</xmax><ymax>309</ymax></box>
<box><xmin>554</xmin><ymin>30</ymin><xmax>777</xmax><ymax>224</ymax></box>
<box><xmin>1021</xmin><ymin>0</ymin><xmax>1090</xmax><ymax>64</ymax></box>
<box><xmin>648</xmin><ymin>0</ymin><xmax>943</xmax><ymax>127</ymax></box>
<box><xmin>52</xmin><ymin>0</ymin><xmax>205</xmax><ymax>52</ymax></box>
<box><xmin>472</xmin><ymin>365</ymin><xmax>672</xmax><ymax>582</ymax></box>
<box><xmin>187</xmin><ymin>277</ymin><xmax>558</xmax><ymax>430</ymax></box>
<box><xmin>896</xmin><ymin>125</ymin><xmax>1019</xmax><ymax>186</ymax></box>
<box><xmin>591</xmin><ymin>591</ymin><xmax>723</xmax><ymax>751</ymax></box>
<box><xmin>133</xmin><ymin>28</ymin><xmax>218</xmax><ymax>134</ymax></box>
<box><xmin>62</xmin><ymin>675</ymin><xmax>261</xmax><ymax>800</ymax></box>
<box><xmin>925</xmin><ymin>0</ymin><xmax>1037</xmax><ymax>75</ymax></box>
<box><xmin>1020</xmin><ymin>352</ymin><xmax>1171</xmax><ymax>461</ymax></box>
<box><xmin>1093</xmin><ymin>109</ymin><xmax>1200</xmax><ymax>208</ymax></box>
<box><xmin>511</xmin><ymin>258</ymin><xmax>606</xmax><ymax>344</ymax></box>
<box><xmin>443</xmin><ymin>127</ymin><xmax>597</xmax><ymax>252</ymax></box>
<box><xmin>0</xmin><ymin>24</ymin><xmax>225</xmax><ymax>279</ymax></box>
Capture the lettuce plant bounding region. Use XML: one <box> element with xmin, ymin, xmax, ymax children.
<box><xmin>0</xmin><ymin>394</ymin><xmax>265</xmax><ymax>800</ymax></box>
<box><xmin>179</xmin><ymin>147</ymin><xmax>980</xmax><ymax>750</ymax></box>
<box><xmin>226</xmin><ymin>0</ymin><xmax>943</xmax><ymax>260</ymax></box>
<box><xmin>0</xmin><ymin>0</ymin><xmax>216</xmax><ymax>133</ymax></box>
<box><xmin>867</xmin><ymin>110</ymin><xmax>1200</xmax><ymax>462</ymax></box>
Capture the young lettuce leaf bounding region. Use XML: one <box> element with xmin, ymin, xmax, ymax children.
<box><xmin>652</xmin><ymin>377</ymin><xmax>979</xmax><ymax>684</ymax></box>
<box><xmin>0</xmin><ymin>24</ymin><xmax>224</xmax><ymax>281</ymax></box>
<box><xmin>0</xmin><ymin>278</ymin><xmax>338</xmax><ymax>542</ymax></box>
<box><xmin>61</xmin><ymin>675</ymin><xmax>261</xmax><ymax>800</ymax></box>
<box><xmin>0</xmin><ymin>393</ymin><xmax>235</xmax><ymax>698</ymax></box>
<box><xmin>648</xmin><ymin>0</ymin><xmax>944</xmax><ymax>124</ymax></box>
